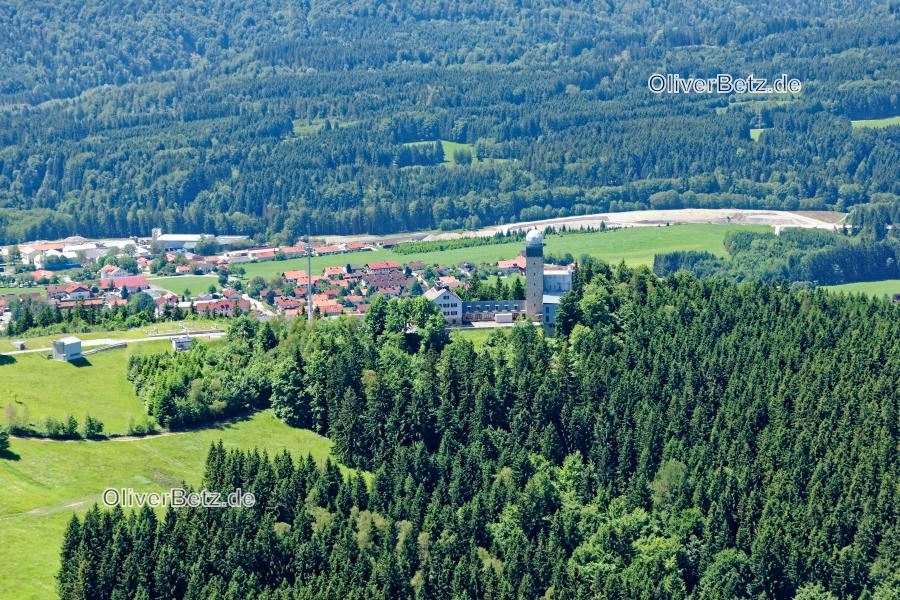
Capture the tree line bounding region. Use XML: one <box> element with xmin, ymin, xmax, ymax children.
<box><xmin>652</xmin><ymin>228</ymin><xmax>900</xmax><ymax>287</ymax></box>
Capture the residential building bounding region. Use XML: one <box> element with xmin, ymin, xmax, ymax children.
<box><xmin>425</xmin><ymin>286</ymin><xmax>463</xmax><ymax>325</ymax></box>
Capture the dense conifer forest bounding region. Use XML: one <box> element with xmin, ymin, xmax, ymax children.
<box><xmin>59</xmin><ymin>262</ymin><xmax>899</xmax><ymax>598</ymax></box>
<box><xmin>1</xmin><ymin>1</ymin><xmax>899</xmax><ymax>243</ymax></box>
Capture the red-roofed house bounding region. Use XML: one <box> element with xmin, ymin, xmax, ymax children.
<box><xmin>497</xmin><ymin>254</ymin><xmax>527</xmax><ymax>274</ymax></box>
<box><xmin>279</xmin><ymin>246</ymin><xmax>307</xmax><ymax>258</ymax></box>
<box><xmin>249</xmin><ymin>248</ymin><xmax>277</xmax><ymax>261</ymax></box>
<box><xmin>274</xmin><ymin>296</ymin><xmax>299</xmax><ymax>310</ymax></box>
<box><xmin>318</xmin><ymin>303</ymin><xmax>344</xmax><ymax>316</ymax></box>
<box><xmin>99</xmin><ymin>264</ymin><xmax>129</xmax><ymax>280</ymax></box>
<box><xmin>315</xmin><ymin>245</ymin><xmax>343</xmax><ymax>256</ymax></box>
<box><xmin>175</xmin><ymin>264</ymin><xmax>193</xmax><ymax>274</ymax></box>
<box><xmin>54</xmin><ymin>298</ymin><xmax>105</xmax><ymax>310</ymax></box>
<box><xmin>324</xmin><ymin>266</ymin><xmax>344</xmax><ymax>278</ymax></box>
<box><xmin>346</xmin><ymin>242</ymin><xmax>373</xmax><ymax>251</ymax></box>
<box><xmin>32</xmin><ymin>269</ymin><xmax>55</xmax><ymax>281</ymax></box>
<box><xmin>47</xmin><ymin>283</ymin><xmax>92</xmax><ymax>300</ymax></box>
<box><xmin>283</xmin><ymin>270</ymin><xmax>308</xmax><ymax>282</ymax></box>
<box><xmin>438</xmin><ymin>276</ymin><xmax>465</xmax><ymax>290</ymax></box>
<box><xmin>366</xmin><ymin>260</ymin><xmax>400</xmax><ymax>274</ymax></box>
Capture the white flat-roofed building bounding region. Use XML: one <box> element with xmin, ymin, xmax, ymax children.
<box><xmin>52</xmin><ymin>336</ymin><xmax>82</xmax><ymax>361</ymax></box>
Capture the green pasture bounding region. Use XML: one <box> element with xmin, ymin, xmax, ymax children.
<box><xmin>822</xmin><ymin>279</ymin><xmax>900</xmax><ymax>298</ymax></box>
<box><xmin>0</xmin><ymin>411</ymin><xmax>338</xmax><ymax>600</ymax></box>
<box><xmin>851</xmin><ymin>115</ymin><xmax>900</xmax><ymax>129</ymax></box>
<box><xmin>149</xmin><ymin>275</ymin><xmax>219</xmax><ymax>297</ymax></box>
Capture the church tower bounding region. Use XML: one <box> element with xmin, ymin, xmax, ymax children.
<box><xmin>524</xmin><ymin>229</ymin><xmax>544</xmax><ymax>318</ymax></box>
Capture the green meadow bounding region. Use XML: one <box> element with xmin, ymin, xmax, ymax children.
<box><xmin>823</xmin><ymin>279</ymin><xmax>900</xmax><ymax>298</ymax></box>
<box><xmin>404</xmin><ymin>139</ymin><xmax>508</xmax><ymax>167</ymax></box>
<box><xmin>0</xmin><ymin>286</ymin><xmax>43</xmax><ymax>296</ymax></box>
<box><xmin>1</xmin><ymin>340</ymin><xmax>171</xmax><ymax>434</ymax></box>
<box><xmin>0</xmin><ymin>411</ymin><xmax>338</xmax><ymax>600</ymax></box>
<box><xmin>851</xmin><ymin>115</ymin><xmax>900</xmax><ymax>129</ymax></box>
<box><xmin>749</xmin><ymin>128</ymin><xmax>766</xmax><ymax>141</ymax></box>
<box><xmin>241</xmin><ymin>224</ymin><xmax>770</xmax><ymax>281</ymax></box>
<box><xmin>149</xmin><ymin>274</ymin><xmax>219</xmax><ymax>297</ymax></box>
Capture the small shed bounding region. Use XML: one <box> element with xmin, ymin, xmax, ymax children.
<box><xmin>171</xmin><ymin>335</ymin><xmax>193</xmax><ymax>352</ymax></box>
<box><xmin>52</xmin><ymin>336</ymin><xmax>82</xmax><ymax>362</ymax></box>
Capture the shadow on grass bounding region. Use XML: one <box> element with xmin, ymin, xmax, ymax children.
<box><xmin>168</xmin><ymin>411</ymin><xmax>256</xmax><ymax>434</ymax></box>
<box><xmin>0</xmin><ymin>449</ymin><xmax>21</xmax><ymax>461</ymax></box>
<box><xmin>69</xmin><ymin>357</ymin><xmax>92</xmax><ymax>368</ymax></box>
<box><xmin>0</xmin><ymin>354</ymin><xmax>16</xmax><ymax>366</ymax></box>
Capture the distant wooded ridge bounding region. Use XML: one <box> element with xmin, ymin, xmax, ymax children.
<box><xmin>0</xmin><ymin>1</ymin><xmax>897</xmax><ymax>245</ymax></box>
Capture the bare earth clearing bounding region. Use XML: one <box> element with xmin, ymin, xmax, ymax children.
<box><xmin>318</xmin><ymin>208</ymin><xmax>845</xmax><ymax>244</ymax></box>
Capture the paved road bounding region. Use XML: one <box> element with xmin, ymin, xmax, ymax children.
<box><xmin>2</xmin><ymin>329</ymin><xmax>225</xmax><ymax>356</ymax></box>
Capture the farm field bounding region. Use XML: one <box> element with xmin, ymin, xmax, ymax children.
<box><xmin>851</xmin><ymin>115</ymin><xmax>900</xmax><ymax>129</ymax></box>
<box><xmin>241</xmin><ymin>224</ymin><xmax>770</xmax><ymax>280</ymax></box>
<box><xmin>149</xmin><ymin>274</ymin><xmax>219</xmax><ymax>296</ymax></box>
<box><xmin>823</xmin><ymin>279</ymin><xmax>900</xmax><ymax>298</ymax></box>
<box><xmin>0</xmin><ymin>411</ymin><xmax>339</xmax><ymax>600</ymax></box>
<box><xmin>2</xmin><ymin>340</ymin><xmax>172</xmax><ymax>434</ymax></box>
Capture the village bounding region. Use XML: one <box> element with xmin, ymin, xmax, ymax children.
<box><xmin>0</xmin><ymin>227</ymin><xmax>576</xmax><ymax>348</ymax></box>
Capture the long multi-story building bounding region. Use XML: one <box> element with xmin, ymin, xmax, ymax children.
<box><xmin>425</xmin><ymin>229</ymin><xmax>573</xmax><ymax>333</ymax></box>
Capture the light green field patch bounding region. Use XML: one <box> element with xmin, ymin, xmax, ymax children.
<box><xmin>822</xmin><ymin>279</ymin><xmax>900</xmax><ymax>298</ymax></box>
<box><xmin>0</xmin><ymin>411</ymin><xmax>340</xmax><ymax>600</ymax></box>
<box><xmin>749</xmin><ymin>128</ymin><xmax>766</xmax><ymax>141</ymax></box>
<box><xmin>404</xmin><ymin>139</ymin><xmax>508</xmax><ymax>167</ymax></box>
<box><xmin>149</xmin><ymin>275</ymin><xmax>219</xmax><ymax>297</ymax></box>
<box><xmin>0</xmin><ymin>286</ymin><xmax>43</xmax><ymax>296</ymax></box>
<box><xmin>851</xmin><ymin>115</ymin><xmax>900</xmax><ymax>129</ymax></box>
<box><xmin>2</xmin><ymin>340</ymin><xmax>173</xmax><ymax>434</ymax></box>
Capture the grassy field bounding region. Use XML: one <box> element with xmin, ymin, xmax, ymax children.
<box><xmin>404</xmin><ymin>139</ymin><xmax>509</xmax><ymax>167</ymax></box>
<box><xmin>241</xmin><ymin>224</ymin><xmax>770</xmax><ymax>281</ymax></box>
<box><xmin>0</xmin><ymin>286</ymin><xmax>43</xmax><ymax>296</ymax></box>
<box><xmin>0</xmin><ymin>411</ymin><xmax>337</xmax><ymax>600</ymax></box>
<box><xmin>823</xmin><ymin>279</ymin><xmax>900</xmax><ymax>298</ymax></box>
<box><xmin>451</xmin><ymin>327</ymin><xmax>507</xmax><ymax>348</ymax></box>
<box><xmin>1</xmin><ymin>340</ymin><xmax>172</xmax><ymax>434</ymax></box>
<box><xmin>149</xmin><ymin>275</ymin><xmax>219</xmax><ymax>297</ymax></box>
<box><xmin>851</xmin><ymin>115</ymin><xmax>900</xmax><ymax>129</ymax></box>
<box><xmin>749</xmin><ymin>128</ymin><xmax>766</xmax><ymax>141</ymax></box>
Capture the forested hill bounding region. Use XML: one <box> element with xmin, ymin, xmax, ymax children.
<box><xmin>1</xmin><ymin>1</ymin><xmax>899</xmax><ymax>243</ymax></box>
<box><xmin>58</xmin><ymin>265</ymin><xmax>899</xmax><ymax>598</ymax></box>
